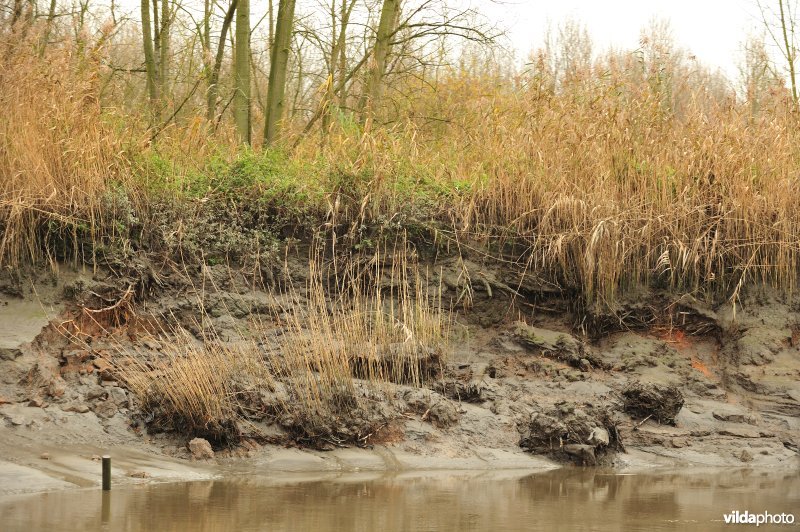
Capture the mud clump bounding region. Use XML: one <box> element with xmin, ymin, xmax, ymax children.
<box><xmin>232</xmin><ymin>380</ymin><xmax>290</xmax><ymax>422</ymax></box>
<box><xmin>512</xmin><ymin>322</ymin><xmax>605</xmax><ymax>370</ymax></box>
<box><xmin>137</xmin><ymin>404</ymin><xmax>242</xmax><ymax>447</ymax></box>
<box><xmin>188</xmin><ymin>437</ymin><xmax>215</xmax><ymax>459</ymax></box>
<box><xmin>622</xmin><ymin>381</ymin><xmax>684</xmax><ymax>425</ymax></box>
<box><xmin>276</xmin><ymin>385</ymin><xmax>396</xmax><ymax>449</ymax></box>
<box><xmin>519</xmin><ymin>404</ymin><xmax>623</xmax><ymax>465</ymax></box>
<box><xmin>434</xmin><ymin>379</ymin><xmax>484</xmax><ymax>403</ymax></box>
<box><xmin>350</xmin><ymin>343</ymin><xmax>443</xmax><ymax>385</ymax></box>
<box><xmin>433</xmin><ymin>363</ymin><xmax>492</xmax><ymax>403</ymax></box>
<box><xmin>402</xmin><ymin>389</ymin><xmax>460</xmax><ymax>427</ymax></box>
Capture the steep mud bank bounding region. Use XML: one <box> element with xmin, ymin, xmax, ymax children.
<box><xmin>0</xmin><ymin>255</ymin><xmax>799</xmax><ymax>494</ymax></box>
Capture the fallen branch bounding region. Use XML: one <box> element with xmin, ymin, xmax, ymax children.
<box><xmin>82</xmin><ymin>284</ymin><xmax>134</xmax><ymax>314</ymax></box>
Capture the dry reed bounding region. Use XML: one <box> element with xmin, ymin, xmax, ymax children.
<box><xmin>0</xmin><ymin>33</ymin><xmax>127</xmax><ymax>267</ymax></box>
<box><xmin>4</xmin><ymin>25</ymin><xmax>800</xmax><ymax>310</ymax></box>
<box><xmin>292</xmin><ymin>56</ymin><xmax>800</xmax><ymax>308</ymax></box>
<box><xmin>118</xmin><ymin>327</ymin><xmax>273</xmax><ymax>443</ymax></box>
<box><xmin>264</xmin><ymin>244</ymin><xmax>449</xmax><ymax>442</ymax></box>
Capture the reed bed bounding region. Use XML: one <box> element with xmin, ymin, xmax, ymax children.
<box><xmin>293</xmin><ymin>59</ymin><xmax>800</xmax><ymax>307</ymax></box>
<box><xmin>0</xmin><ymin>33</ymin><xmax>127</xmax><ymax>267</ymax></box>
<box><xmin>2</xmin><ymin>30</ymin><xmax>799</xmax><ymax>309</ymax></box>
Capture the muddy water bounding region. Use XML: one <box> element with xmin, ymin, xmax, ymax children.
<box><xmin>1</xmin><ymin>468</ymin><xmax>798</xmax><ymax>531</ymax></box>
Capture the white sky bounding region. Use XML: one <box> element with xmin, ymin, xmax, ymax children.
<box><xmin>110</xmin><ymin>0</ymin><xmax>772</xmax><ymax>80</ymax></box>
<box><xmin>467</xmin><ymin>0</ymin><xmax>763</xmax><ymax>78</ymax></box>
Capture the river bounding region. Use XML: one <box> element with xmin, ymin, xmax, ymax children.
<box><xmin>1</xmin><ymin>467</ymin><xmax>798</xmax><ymax>531</ymax></box>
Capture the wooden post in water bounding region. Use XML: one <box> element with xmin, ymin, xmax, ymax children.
<box><xmin>101</xmin><ymin>491</ymin><xmax>111</xmax><ymax>524</ymax></box>
<box><xmin>102</xmin><ymin>455</ymin><xmax>111</xmax><ymax>491</ymax></box>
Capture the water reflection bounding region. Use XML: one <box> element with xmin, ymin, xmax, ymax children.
<box><xmin>1</xmin><ymin>468</ymin><xmax>798</xmax><ymax>531</ymax></box>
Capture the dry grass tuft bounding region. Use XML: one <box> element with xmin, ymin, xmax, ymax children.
<box><xmin>117</xmin><ymin>328</ymin><xmax>272</xmax><ymax>445</ymax></box>
<box><xmin>265</xmin><ymin>245</ymin><xmax>449</xmax><ymax>445</ymax></box>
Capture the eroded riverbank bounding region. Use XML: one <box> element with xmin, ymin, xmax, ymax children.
<box><xmin>1</xmin><ymin>259</ymin><xmax>799</xmax><ymax>497</ymax></box>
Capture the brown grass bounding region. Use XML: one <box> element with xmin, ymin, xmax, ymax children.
<box><xmin>264</xmin><ymin>244</ymin><xmax>449</xmax><ymax>443</ymax></box>
<box><xmin>0</xmin><ymin>32</ymin><xmax>127</xmax><ymax>267</ymax></box>
<box><xmin>117</xmin><ymin>327</ymin><xmax>273</xmax><ymax>444</ymax></box>
<box><xmin>116</xmin><ymin>246</ymin><xmax>449</xmax><ymax>446</ymax></box>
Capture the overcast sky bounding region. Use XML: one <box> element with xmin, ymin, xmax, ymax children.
<box><xmin>466</xmin><ymin>0</ymin><xmax>763</xmax><ymax>78</ymax></box>
<box><xmin>110</xmin><ymin>0</ymin><xmax>770</xmax><ymax>80</ymax></box>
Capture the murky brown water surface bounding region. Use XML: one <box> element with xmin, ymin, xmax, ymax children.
<box><xmin>1</xmin><ymin>467</ymin><xmax>798</xmax><ymax>531</ymax></box>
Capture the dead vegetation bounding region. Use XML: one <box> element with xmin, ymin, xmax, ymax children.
<box><xmin>622</xmin><ymin>381</ymin><xmax>685</xmax><ymax>425</ymax></box>
<box><xmin>263</xmin><ymin>245</ymin><xmax>449</xmax><ymax>446</ymax></box>
<box><xmin>0</xmin><ymin>33</ymin><xmax>128</xmax><ymax>268</ymax></box>
<box><xmin>117</xmin><ymin>329</ymin><xmax>270</xmax><ymax>445</ymax></box>
<box><xmin>519</xmin><ymin>404</ymin><xmax>624</xmax><ymax>466</ymax></box>
<box><xmin>2</xmin><ymin>25</ymin><xmax>800</xmax><ymax>316</ymax></box>
<box><xmin>114</xmin><ymin>246</ymin><xmax>450</xmax><ymax>448</ymax></box>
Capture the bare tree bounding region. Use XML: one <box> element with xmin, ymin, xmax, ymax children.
<box><xmin>263</xmin><ymin>0</ymin><xmax>296</xmax><ymax>146</ymax></box>
<box><xmin>292</xmin><ymin>0</ymin><xmax>496</xmax><ymax>141</ymax></box>
<box><xmin>758</xmin><ymin>0</ymin><xmax>799</xmax><ymax>104</ymax></box>
<box><xmin>740</xmin><ymin>36</ymin><xmax>782</xmax><ymax>116</ymax></box>
<box><xmin>315</xmin><ymin>0</ymin><xmax>358</xmax><ymax>130</ymax></box>
<box><xmin>142</xmin><ymin>0</ymin><xmax>159</xmax><ymax>109</ymax></box>
<box><xmin>361</xmin><ymin>0</ymin><xmax>400</xmax><ymax>125</ymax></box>
<box><xmin>233</xmin><ymin>0</ymin><xmax>250</xmax><ymax>142</ymax></box>
<box><xmin>158</xmin><ymin>0</ymin><xmax>172</xmax><ymax>99</ymax></box>
<box><xmin>41</xmin><ymin>0</ymin><xmax>58</xmax><ymax>54</ymax></box>
<box><xmin>556</xmin><ymin>18</ymin><xmax>592</xmax><ymax>87</ymax></box>
<box><xmin>206</xmin><ymin>0</ymin><xmax>237</xmax><ymax>121</ymax></box>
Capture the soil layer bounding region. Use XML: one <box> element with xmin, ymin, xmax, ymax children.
<box><xmin>1</xmin><ymin>257</ymin><xmax>799</xmax><ymax>495</ymax></box>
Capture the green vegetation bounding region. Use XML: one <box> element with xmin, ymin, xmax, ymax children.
<box><xmin>2</xmin><ymin>7</ymin><xmax>800</xmax><ymax>312</ymax></box>
<box><xmin>5</xmin><ymin>2</ymin><xmax>800</xmax><ymax>451</ymax></box>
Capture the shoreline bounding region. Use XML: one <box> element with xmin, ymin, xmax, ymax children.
<box><xmin>1</xmin><ymin>259</ymin><xmax>799</xmax><ymax>498</ymax></box>
<box><xmin>0</xmin><ymin>437</ymin><xmax>795</xmax><ymax>499</ymax></box>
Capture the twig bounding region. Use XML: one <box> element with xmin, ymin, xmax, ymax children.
<box><xmin>421</xmin><ymin>405</ymin><xmax>433</xmax><ymax>421</ymax></box>
<box><xmin>150</xmin><ymin>77</ymin><xmax>204</xmax><ymax>142</ymax></box>
<box><xmin>633</xmin><ymin>414</ymin><xmax>653</xmax><ymax>431</ymax></box>
<box><xmin>358</xmin><ymin>422</ymin><xmax>386</xmax><ymax>444</ymax></box>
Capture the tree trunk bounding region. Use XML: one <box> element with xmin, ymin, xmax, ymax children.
<box><xmin>11</xmin><ymin>0</ymin><xmax>23</xmax><ymax>28</ymax></box>
<box><xmin>39</xmin><ymin>0</ymin><xmax>57</xmax><ymax>55</ymax></box>
<box><xmin>203</xmin><ymin>0</ymin><xmax>211</xmax><ymax>55</ymax></box>
<box><xmin>141</xmin><ymin>0</ymin><xmax>159</xmax><ymax>110</ymax></box>
<box><xmin>263</xmin><ymin>0</ymin><xmax>296</xmax><ymax>146</ymax></box>
<box><xmin>207</xmin><ymin>0</ymin><xmax>237</xmax><ymax>122</ymax></box>
<box><xmin>159</xmin><ymin>0</ymin><xmax>171</xmax><ymax>101</ymax></box>
<box><xmin>322</xmin><ymin>2</ymin><xmax>337</xmax><ymax>132</ymax></box>
<box><xmin>152</xmin><ymin>0</ymin><xmax>160</xmax><ymax>77</ymax></box>
<box><xmin>336</xmin><ymin>0</ymin><xmax>354</xmax><ymax>106</ymax></box>
<box><xmin>233</xmin><ymin>0</ymin><xmax>251</xmax><ymax>143</ymax></box>
<box><xmin>778</xmin><ymin>0</ymin><xmax>798</xmax><ymax>105</ymax></box>
<box><xmin>362</xmin><ymin>0</ymin><xmax>400</xmax><ymax>125</ymax></box>
<box><xmin>202</xmin><ymin>0</ymin><xmax>211</xmax><ymax>112</ymax></box>
<box><xmin>268</xmin><ymin>0</ymin><xmax>275</xmax><ymax>50</ymax></box>
<box><xmin>323</xmin><ymin>0</ymin><xmax>355</xmax><ymax>131</ymax></box>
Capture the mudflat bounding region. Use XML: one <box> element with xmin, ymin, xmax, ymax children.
<box><xmin>0</xmin><ymin>261</ymin><xmax>798</xmax><ymax>497</ymax></box>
